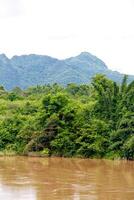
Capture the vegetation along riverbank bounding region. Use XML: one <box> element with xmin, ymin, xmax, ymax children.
<box><xmin>0</xmin><ymin>74</ymin><xmax>133</xmax><ymax>160</ymax></box>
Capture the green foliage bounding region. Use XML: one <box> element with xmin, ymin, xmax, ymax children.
<box><xmin>75</xmin><ymin>119</ymin><xmax>110</xmax><ymax>158</ymax></box>
<box><xmin>0</xmin><ymin>74</ymin><xmax>133</xmax><ymax>159</ymax></box>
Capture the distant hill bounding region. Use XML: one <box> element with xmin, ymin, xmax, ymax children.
<box><xmin>0</xmin><ymin>52</ymin><xmax>133</xmax><ymax>90</ymax></box>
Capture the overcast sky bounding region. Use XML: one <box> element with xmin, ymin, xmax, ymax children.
<box><xmin>0</xmin><ymin>0</ymin><xmax>134</xmax><ymax>74</ymax></box>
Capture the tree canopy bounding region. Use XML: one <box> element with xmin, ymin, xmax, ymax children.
<box><xmin>0</xmin><ymin>75</ymin><xmax>133</xmax><ymax>159</ymax></box>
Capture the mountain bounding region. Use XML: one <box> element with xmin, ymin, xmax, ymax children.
<box><xmin>0</xmin><ymin>52</ymin><xmax>133</xmax><ymax>90</ymax></box>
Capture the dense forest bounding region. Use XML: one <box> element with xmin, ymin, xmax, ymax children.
<box><xmin>0</xmin><ymin>74</ymin><xmax>133</xmax><ymax>159</ymax></box>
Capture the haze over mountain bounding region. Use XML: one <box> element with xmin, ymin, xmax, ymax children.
<box><xmin>0</xmin><ymin>52</ymin><xmax>133</xmax><ymax>90</ymax></box>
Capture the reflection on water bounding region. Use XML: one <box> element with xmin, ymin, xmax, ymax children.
<box><xmin>0</xmin><ymin>157</ymin><xmax>134</xmax><ymax>200</ymax></box>
<box><xmin>0</xmin><ymin>185</ymin><xmax>35</xmax><ymax>200</ymax></box>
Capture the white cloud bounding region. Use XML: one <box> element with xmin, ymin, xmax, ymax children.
<box><xmin>0</xmin><ymin>0</ymin><xmax>134</xmax><ymax>74</ymax></box>
<box><xmin>0</xmin><ymin>0</ymin><xmax>23</xmax><ymax>18</ymax></box>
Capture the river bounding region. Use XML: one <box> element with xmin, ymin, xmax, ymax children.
<box><xmin>0</xmin><ymin>157</ymin><xmax>133</xmax><ymax>200</ymax></box>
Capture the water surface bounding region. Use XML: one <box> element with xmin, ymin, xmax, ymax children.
<box><xmin>0</xmin><ymin>157</ymin><xmax>134</xmax><ymax>200</ymax></box>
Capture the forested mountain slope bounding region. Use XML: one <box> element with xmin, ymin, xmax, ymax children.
<box><xmin>0</xmin><ymin>52</ymin><xmax>133</xmax><ymax>89</ymax></box>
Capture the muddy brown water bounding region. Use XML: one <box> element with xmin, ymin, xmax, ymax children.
<box><xmin>0</xmin><ymin>157</ymin><xmax>134</xmax><ymax>200</ymax></box>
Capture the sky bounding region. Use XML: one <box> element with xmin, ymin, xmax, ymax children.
<box><xmin>0</xmin><ymin>0</ymin><xmax>134</xmax><ymax>74</ymax></box>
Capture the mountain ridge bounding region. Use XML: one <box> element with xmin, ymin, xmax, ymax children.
<box><xmin>0</xmin><ymin>52</ymin><xmax>133</xmax><ymax>90</ymax></box>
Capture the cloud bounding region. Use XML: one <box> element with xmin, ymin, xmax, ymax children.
<box><xmin>48</xmin><ymin>34</ymin><xmax>78</xmax><ymax>41</ymax></box>
<box><xmin>0</xmin><ymin>0</ymin><xmax>23</xmax><ymax>18</ymax></box>
<box><xmin>0</xmin><ymin>0</ymin><xmax>134</xmax><ymax>74</ymax></box>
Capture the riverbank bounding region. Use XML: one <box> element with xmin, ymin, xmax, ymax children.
<box><xmin>0</xmin><ymin>150</ymin><xmax>133</xmax><ymax>160</ymax></box>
